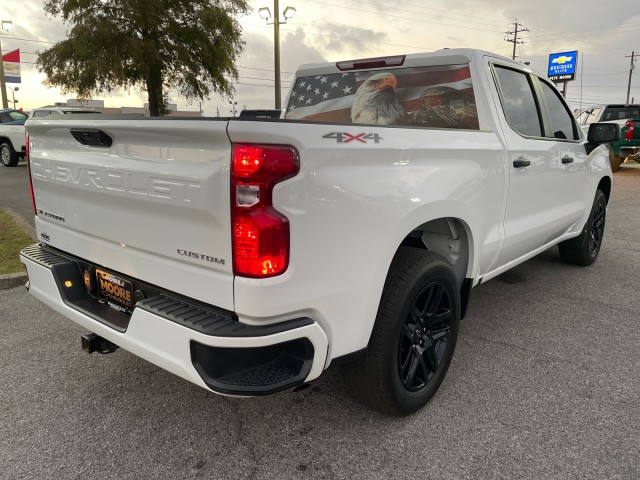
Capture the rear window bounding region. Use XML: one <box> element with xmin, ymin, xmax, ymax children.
<box><xmin>285</xmin><ymin>64</ymin><xmax>479</xmax><ymax>130</ymax></box>
<box><xmin>601</xmin><ymin>107</ymin><xmax>640</xmax><ymax>121</ymax></box>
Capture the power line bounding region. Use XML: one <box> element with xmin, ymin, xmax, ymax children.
<box><xmin>240</xmin><ymin>21</ymin><xmax>433</xmax><ymax>51</ymax></box>
<box><xmin>310</xmin><ymin>0</ymin><xmax>504</xmax><ymax>28</ymax></box>
<box><xmin>528</xmin><ymin>22</ymin><xmax>640</xmax><ymax>39</ymax></box>
<box><xmin>386</xmin><ymin>0</ymin><xmax>504</xmax><ymax>26</ymax></box>
<box><xmin>298</xmin><ymin>0</ymin><xmax>499</xmax><ymax>32</ymax></box>
<box><xmin>3</xmin><ymin>36</ymin><xmax>55</xmax><ymax>44</ymax></box>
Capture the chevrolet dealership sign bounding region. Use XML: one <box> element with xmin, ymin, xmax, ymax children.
<box><xmin>548</xmin><ymin>51</ymin><xmax>578</xmax><ymax>82</ymax></box>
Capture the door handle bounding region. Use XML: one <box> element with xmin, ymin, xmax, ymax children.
<box><xmin>561</xmin><ymin>156</ymin><xmax>574</xmax><ymax>164</ymax></box>
<box><xmin>513</xmin><ymin>158</ymin><xmax>531</xmax><ymax>168</ymax></box>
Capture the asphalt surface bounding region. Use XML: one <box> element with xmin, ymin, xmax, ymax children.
<box><xmin>1</xmin><ymin>163</ymin><xmax>639</xmax><ymax>479</ymax></box>
<box><xmin>0</xmin><ymin>158</ymin><xmax>33</xmax><ymax>227</ymax></box>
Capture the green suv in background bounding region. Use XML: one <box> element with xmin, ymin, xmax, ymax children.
<box><xmin>576</xmin><ymin>104</ymin><xmax>640</xmax><ymax>172</ymax></box>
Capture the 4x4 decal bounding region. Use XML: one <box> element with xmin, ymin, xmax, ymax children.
<box><xmin>323</xmin><ymin>132</ymin><xmax>383</xmax><ymax>144</ymax></box>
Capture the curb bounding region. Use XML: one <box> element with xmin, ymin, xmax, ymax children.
<box><xmin>0</xmin><ymin>207</ymin><xmax>36</xmax><ymax>291</ymax></box>
<box><xmin>0</xmin><ymin>272</ymin><xmax>28</xmax><ymax>290</ymax></box>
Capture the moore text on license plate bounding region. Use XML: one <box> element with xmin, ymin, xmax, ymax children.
<box><xmin>95</xmin><ymin>268</ymin><xmax>134</xmax><ymax>313</ymax></box>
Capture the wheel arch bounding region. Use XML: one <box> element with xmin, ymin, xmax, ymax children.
<box><xmin>331</xmin><ymin>205</ymin><xmax>481</xmax><ymax>365</ymax></box>
<box><xmin>597</xmin><ymin>175</ymin><xmax>612</xmax><ymax>204</ymax></box>
<box><xmin>395</xmin><ymin>215</ymin><xmax>475</xmax><ymax>319</ymax></box>
<box><xmin>0</xmin><ymin>136</ymin><xmax>14</xmax><ymax>148</ymax></box>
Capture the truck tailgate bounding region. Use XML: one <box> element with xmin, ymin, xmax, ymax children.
<box><xmin>26</xmin><ymin>118</ymin><xmax>234</xmax><ymax>310</ymax></box>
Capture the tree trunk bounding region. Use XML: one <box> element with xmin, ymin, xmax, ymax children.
<box><xmin>146</xmin><ymin>65</ymin><xmax>164</xmax><ymax>117</ymax></box>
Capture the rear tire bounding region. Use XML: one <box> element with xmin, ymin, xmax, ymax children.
<box><xmin>346</xmin><ymin>248</ymin><xmax>460</xmax><ymax>416</ymax></box>
<box><xmin>0</xmin><ymin>142</ymin><xmax>18</xmax><ymax>167</ymax></box>
<box><xmin>559</xmin><ymin>190</ymin><xmax>606</xmax><ymax>266</ymax></box>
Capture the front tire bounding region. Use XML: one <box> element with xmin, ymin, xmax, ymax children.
<box><xmin>346</xmin><ymin>248</ymin><xmax>461</xmax><ymax>416</ymax></box>
<box><xmin>559</xmin><ymin>190</ymin><xmax>606</xmax><ymax>266</ymax></box>
<box><xmin>0</xmin><ymin>142</ymin><xmax>18</xmax><ymax>167</ymax></box>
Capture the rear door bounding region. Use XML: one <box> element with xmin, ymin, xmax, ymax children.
<box><xmin>488</xmin><ymin>62</ymin><xmax>589</xmax><ymax>266</ymax></box>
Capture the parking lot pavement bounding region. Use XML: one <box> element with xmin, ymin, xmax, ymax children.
<box><xmin>0</xmin><ymin>160</ymin><xmax>33</xmax><ymax>227</ymax></box>
<box><xmin>1</xmin><ymin>166</ymin><xmax>639</xmax><ymax>479</ymax></box>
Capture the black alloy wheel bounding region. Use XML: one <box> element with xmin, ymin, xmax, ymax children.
<box><xmin>558</xmin><ymin>189</ymin><xmax>606</xmax><ymax>266</ymax></box>
<box><xmin>398</xmin><ymin>281</ymin><xmax>452</xmax><ymax>392</ymax></box>
<box><xmin>346</xmin><ymin>248</ymin><xmax>460</xmax><ymax>416</ymax></box>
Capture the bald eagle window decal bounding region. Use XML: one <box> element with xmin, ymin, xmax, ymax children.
<box><xmin>285</xmin><ymin>64</ymin><xmax>479</xmax><ymax>130</ymax></box>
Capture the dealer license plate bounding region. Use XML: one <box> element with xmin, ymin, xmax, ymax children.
<box><xmin>95</xmin><ymin>268</ymin><xmax>134</xmax><ymax>313</ymax></box>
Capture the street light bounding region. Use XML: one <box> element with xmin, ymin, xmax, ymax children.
<box><xmin>0</xmin><ymin>20</ymin><xmax>14</xmax><ymax>109</ymax></box>
<box><xmin>8</xmin><ymin>86</ymin><xmax>18</xmax><ymax>108</ymax></box>
<box><xmin>259</xmin><ymin>1</ymin><xmax>296</xmax><ymax>109</ymax></box>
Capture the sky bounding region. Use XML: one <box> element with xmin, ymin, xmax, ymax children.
<box><xmin>1</xmin><ymin>0</ymin><xmax>639</xmax><ymax>116</ymax></box>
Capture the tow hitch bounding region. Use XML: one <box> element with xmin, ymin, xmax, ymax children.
<box><xmin>81</xmin><ymin>333</ymin><xmax>119</xmax><ymax>354</ymax></box>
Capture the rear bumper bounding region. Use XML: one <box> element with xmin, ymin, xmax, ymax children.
<box><xmin>20</xmin><ymin>244</ymin><xmax>328</xmax><ymax>396</ymax></box>
<box><xmin>620</xmin><ymin>145</ymin><xmax>640</xmax><ymax>158</ymax></box>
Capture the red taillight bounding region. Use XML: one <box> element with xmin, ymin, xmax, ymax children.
<box><xmin>231</xmin><ymin>143</ymin><xmax>299</xmax><ymax>278</ymax></box>
<box><xmin>233</xmin><ymin>145</ymin><xmax>263</xmax><ymax>178</ymax></box>
<box><xmin>625</xmin><ymin>120</ymin><xmax>636</xmax><ymax>141</ymax></box>
<box><xmin>26</xmin><ymin>133</ymin><xmax>37</xmax><ymax>216</ymax></box>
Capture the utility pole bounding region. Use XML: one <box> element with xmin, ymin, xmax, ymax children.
<box><xmin>0</xmin><ymin>35</ymin><xmax>8</xmax><ymax>109</ymax></box>
<box><xmin>505</xmin><ymin>19</ymin><xmax>529</xmax><ymax>60</ymax></box>
<box><xmin>626</xmin><ymin>51</ymin><xmax>636</xmax><ymax>104</ymax></box>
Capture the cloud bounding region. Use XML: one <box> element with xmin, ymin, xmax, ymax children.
<box><xmin>314</xmin><ymin>22</ymin><xmax>388</xmax><ymax>56</ymax></box>
<box><xmin>5</xmin><ymin>0</ymin><xmax>640</xmax><ymax>114</ymax></box>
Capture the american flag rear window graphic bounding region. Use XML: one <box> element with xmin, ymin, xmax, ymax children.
<box><xmin>285</xmin><ymin>64</ymin><xmax>479</xmax><ymax>130</ymax></box>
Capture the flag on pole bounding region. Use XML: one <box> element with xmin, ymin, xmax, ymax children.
<box><xmin>3</xmin><ymin>49</ymin><xmax>21</xmax><ymax>83</ymax></box>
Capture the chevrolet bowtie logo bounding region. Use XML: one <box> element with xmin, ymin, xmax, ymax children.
<box><xmin>552</xmin><ymin>56</ymin><xmax>573</xmax><ymax>64</ymax></box>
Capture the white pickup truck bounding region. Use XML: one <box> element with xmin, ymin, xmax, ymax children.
<box><xmin>21</xmin><ymin>49</ymin><xmax>618</xmax><ymax>416</ymax></box>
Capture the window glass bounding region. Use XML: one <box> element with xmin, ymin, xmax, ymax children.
<box><xmin>602</xmin><ymin>106</ymin><xmax>640</xmax><ymax>121</ymax></box>
<box><xmin>540</xmin><ymin>81</ymin><xmax>577</xmax><ymax>140</ymax></box>
<box><xmin>285</xmin><ymin>64</ymin><xmax>479</xmax><ymax>130</ymax></box>
<box><xmin>494</xmin><ymin>66</ymin><xmax>541</xmax><ymax>137</ymax></box>
<box><xmin>9</xmin><ymin>111</ymin><xmax>27</xmax><ymax>121</ymax></box>
<box><xmin>32</xmin><ymin>111</ymin><xmax>50</xmax><ymax>117</ymax></box>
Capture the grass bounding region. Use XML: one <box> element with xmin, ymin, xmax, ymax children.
<box><xmin>0</xmin><ymin>209</ymin><xmax>34</xmax><ymax>275</ymax></box>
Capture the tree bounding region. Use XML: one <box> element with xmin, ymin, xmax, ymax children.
<box><xmin>38</xmin><ymin>0</ymin><xmax>249</xmax><ymax>116</ymax></box>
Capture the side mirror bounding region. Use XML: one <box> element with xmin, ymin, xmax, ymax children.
<box><xmin>587</xmin><ymin>122</ymin><xmax>619</xmax><ymax>143</ymax></box>
<box><xmin>585</xmin><ymin>122</ymin><xmax>619</xmax><ymax>154</ymax></box>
